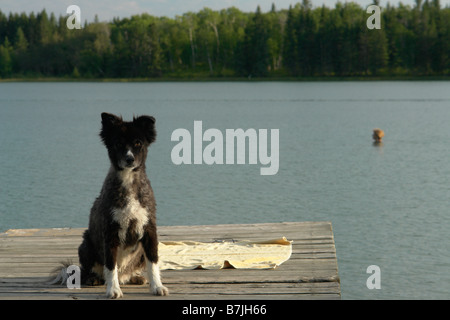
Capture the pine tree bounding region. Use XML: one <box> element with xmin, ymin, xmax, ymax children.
<box><xmin>317</xmin><ymin>5</ymin><xmax>333</xmax><ymax>75</ymax></box>
<box><xmin>14</xmin><ymin>27</ymin><xmax>28</xmax><ymax>52</ymax></box>
<box><xmin>0</xmin><ymin>37</ymin><xmax>13</xmax><ymax>77</ymax></box>
<box><xmin>238</xmin><ymin>6</ymin><xmax>269</xmax><ymax>77</ymax></box>
<box><xmin>296</xmin><ymin>2</ymin><xmax>318</xmax><ymax>76</ymax></box>
<box><xmin>282</xmin><ymin>6</ymin><xmax>298</xmax><ymax>75</ymax></box>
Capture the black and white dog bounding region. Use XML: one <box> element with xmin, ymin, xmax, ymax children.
<box><xmin>53</xmin><ymin>112</ymin><xmax>168</xmax><ymax>299</ymax></box>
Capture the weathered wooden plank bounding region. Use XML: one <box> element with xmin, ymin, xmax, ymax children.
<box><xmin>0</xmin><ymin>292</ymin><xmax>341</xmax><ymax>300</ymax></box>
<box><xmin>0</xmin><ymin>222</ymin><xmax>340</xmax><ymax>300</ymax></box>
<box><xmin>0</xmin><ymin>277</ymin><xmax>341</xmax><ymax>300</ymax></box>
<box><xmin>2</xmin><ymin>221</ymin><xmax>334</xmax><ymax>239</ymax></box>
<box><xmin>1</xmin><ymin>282</ymin><xmax>340</xmax><ymax>295</ymax></box>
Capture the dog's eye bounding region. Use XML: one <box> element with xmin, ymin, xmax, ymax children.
<box><xmin>134</xmin><ymin>140</ymin><xmax>142</xmax><ymax>148</ymax></box>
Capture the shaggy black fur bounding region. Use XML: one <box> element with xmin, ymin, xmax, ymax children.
<box><xmin>75</xmin><ymin>112</ymin><xmax>166</xmax><ymax>297</ymax></box>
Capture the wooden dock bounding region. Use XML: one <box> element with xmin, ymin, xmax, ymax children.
<box><xmin>0</xmin><ymin>222</ymin><xmax>340</xmax><ymax>300</ymax></box>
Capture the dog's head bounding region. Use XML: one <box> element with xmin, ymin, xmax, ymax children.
<box><xmin>100</xmin><ymin>112</ymin><xmax>156</xmax><ymax>171</ymax></box>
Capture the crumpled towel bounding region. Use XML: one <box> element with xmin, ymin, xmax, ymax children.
<box><xmin>158</xmin><ymin>237</ymin><xmax>293</xmax><ymax>270</ymax></box>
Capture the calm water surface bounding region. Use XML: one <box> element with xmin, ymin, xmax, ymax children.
<box><xmin>1</xmin><ymin>81</ymin><xmax>449</xmax><ymax>299</ymax></box>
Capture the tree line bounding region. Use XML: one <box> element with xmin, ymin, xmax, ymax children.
<box><xmin>0</xmin><ymin>0</ymin><xmax>449</xmax><ymax>79</ymax></box>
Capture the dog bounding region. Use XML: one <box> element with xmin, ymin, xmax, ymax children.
<box><xmin>51</xmin><ymin>112</ymin><xmax>168</xmax><ymax>299</ymax></box>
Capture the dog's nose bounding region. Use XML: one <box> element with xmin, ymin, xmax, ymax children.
<box><xmin>125</xmin><ymin>150</ymin><xmax>135</xmax><ymax>165</ymax></box>
<box><xmin>125</xmin><ymin>155</ymin><xmax>134</xmax><ymax>165</ymax></box>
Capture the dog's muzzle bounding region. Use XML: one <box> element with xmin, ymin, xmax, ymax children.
<box><xmin>125</xmin><ymin>150</ymin><xmax>135</xmax><ymax>166</ymax></box>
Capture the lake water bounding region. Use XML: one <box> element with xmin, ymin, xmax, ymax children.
<box><xmin>1</xmin><ymin>81</ymin><xmax>449</xmax><ymax>299</ymax></box>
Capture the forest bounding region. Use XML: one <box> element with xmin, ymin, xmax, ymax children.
<box><xmin>0</xmin><ymin>0</ymin><xmax>449</xmax><ymax>79</ymax></box>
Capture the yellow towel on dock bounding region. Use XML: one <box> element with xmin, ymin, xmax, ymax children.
<box><xmin>158</xmin><ymin>237</ymin><xmax>293</xmax><ymax>270</ymax></box>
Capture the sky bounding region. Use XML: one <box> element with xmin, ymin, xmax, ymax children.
<box><xmin>1</xmin><ymin>0</ymin><xmax>449</xmax><ymax>22</ymax></box>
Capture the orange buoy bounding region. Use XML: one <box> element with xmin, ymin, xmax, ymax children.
<box><xmin>372</xmin><ymin>128</ymin><xmax>384</xmax><ymax>142</ymax></box>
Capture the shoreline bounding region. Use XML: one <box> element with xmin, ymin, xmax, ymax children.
<box><xmin>1</xmin><ymin>75</ymin><xmax>449</xmax><ymax>83</ymax></box>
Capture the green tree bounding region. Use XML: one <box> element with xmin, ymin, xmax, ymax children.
<box><xmin>158</xmin><ymin>17</ymin><xmax>187</xmax><ymax>73</ymax></box>
<box><xmin>12</xmin><ymin>27</ymin><xmax>28</xmax><ymax>74</ymax></box>
<box><xmin>266</xmin><ymin>4</ymin><xmax>285</xmax><ymax>72</ymax></box>
<box><xmin>238</xmin><ymin>6</ymin><xmax>269</xmax><ymax>77</ymax></box>
<box><xmin>333</xmin><ymin>2</ymin><xmax>362</xmax><ymax>76</ymax></box>
<box><xmin>78</xmin><ymin>22</ymin><xmax>112</xmax><ymax>77</ymax></box>
<box><xmin>0</xmin><ymin>37</ymin><xmax>13</xmax><ymax>77</ymax></box>
<box><xmin>14</xmin><ymin>27</ymin><xmax>28</xmax><ymax>52</ymax></box>
<box><xmin>316</xmin><ymin>5</ymin><xmax>334</xmax><ymax>75</ymax></box>
<box><xmin>197</xmin><ymin>8</ymin><xmax>221</xmax><ymax>75</ymax></box>
<box><xmin>36</xmin><ymin>9</ymin><xmax>53</xmax><ymax>45</ymax></box>
<box><xmin>282</xmin><ymin>5</ymin><xmax>298</xmax><ymax>75</ymax></box>
<box><xmin>218</xmin><ymin>7</ymin><xmax>247</xmax><ymax>74</ymax></box>
<box><xmin>296</xmin><ymin>0</ymin><xmax>319</xmax><ymax>76</ymax></box>
<box><xmin>181</xmin><ymin>12</ymin><xmax>198</xmax><ymax>71</ymax></box>
<box><xmin>110</xmin><ymin>30</ymin><xmax>130</xmax><ymax>77</ymax></box>
<box><xmin>429</xmin><ymin>0</ymin><xmax>445</xmax><ymax>74</ymax></box>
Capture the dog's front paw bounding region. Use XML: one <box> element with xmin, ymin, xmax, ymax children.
<box><xmin>151</xmin><ymin>285</ymin><xmax>169</xmax><ymax>296</ymax></box>
<box><xmin>106</xmin><ymin>285</ymin><xmax>123</xmax><ymax>299</ymax></box>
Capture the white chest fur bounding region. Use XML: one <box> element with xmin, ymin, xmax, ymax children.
<box><xmin>112</xmin><ymin>197</ymin><xmax>149</xmax><ymax>245</ymax></box>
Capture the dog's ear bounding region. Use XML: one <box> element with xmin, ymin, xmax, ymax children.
<box><xmin>101</xmin><ymin>113</ymin><xmax>122</xmax><ymax>127</ymax></box>
<box><xmin>100</xmin><ymin>113</ymin><xmax>122</xmax><ymax>144</ymax></box>
<box><xmin>134</xmin><ymin>115</ymin><xmax>156</xmax><ymax>144</ymax></box>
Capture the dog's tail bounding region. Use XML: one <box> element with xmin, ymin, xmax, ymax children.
<box><xmin>47</xmin><ymin>260</ymin><xmax>74</xmax><ymax>285</ymax></box>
